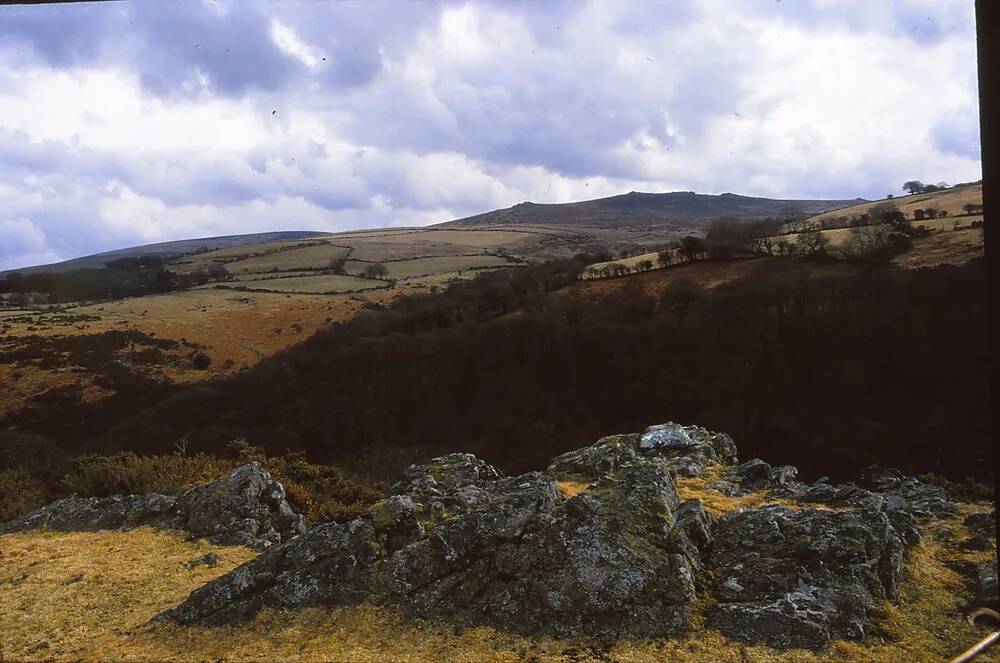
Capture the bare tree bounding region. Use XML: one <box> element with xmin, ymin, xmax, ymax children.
<box><xmin>608</xmin><ymin>263</ymin><xmax>629</xmax><ymax>277</ymax></box>
<box><xmin>842</xmin><ymin>225</ymin><xmax>893</xmax><ymax>260</ymax></box>
<box><xmin>797</xmin><ymin>229</ymin><xmax>830</xmax><ymax>257</ymax></box>
<box><xmin>679</xmin><ymin>236</ymin><xmax>708</xmax><ymax>261</ymax></box>
<box><xmin>752</xmin><ymin>235</ymin><xmax>777</xmax><ymax>256</ymax></box>
<box><xmin>362</xmin><ymin>263</ymin><xmax>389</xmax><ymax>279</ymax></box>
<box><xmin>329</xmin><ymin>255</ymin><xmax>347</xmax><ymax>274</ymax></box>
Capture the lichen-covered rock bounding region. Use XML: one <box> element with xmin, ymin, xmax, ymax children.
<box><xmin>860</xmin><ymin>466</ymin><xmax>954</xmax><ymax>516</ymax></box>
<box><xmin>0</xmin><ymin>462</ymin><xmax>304</xmax><ymax>549</ymax></box>
<box><xmin>708</xmin><ymin>458</ymin><xmax>798</xmax><ymax>495</ymax></box>
<box><xmin>0</xmin><ymin>493</ymin><xmax>179</xmax><ymax>535</ymax></box>
<box><xmin>964</xmin><ymin>511</ymin><xmax>996</xmax><ymax>551</ymax></box>
<box><xmin>640</xmin><ymin>423</ymin><xmax>695</xmax><ymax>450</ymax></box>
<box><xmin>708</xmin><ymin>505</ymin><xmax>908</xmax><ymax>648</ymax></box>
<box><xmin>971</xmin><ymin>560</ymin><xmax>999</xmax><ymax>609</ymax></box>
<box><xmin>155</xmin><ymin>450</ymin><xmax>699</xmax><ymax>636</ymax></box>
<box><xmin>172</xmin><ymin>462</ymin><xmax>306</xmax><ymax>548</ymax></box>
<box><xmin>183</xmin><ymin>552</ymin><xmax>221</xmax><ymax>570</ymax></box>
<box><xmin>146</xmin><ymin>422</ymin><xmax>960</xmax><ymax>650</ymax></box>
<box><xmin>546</xmin><ymin>433</ymin><xmax>641</xmax><ymax>480</ymax></box>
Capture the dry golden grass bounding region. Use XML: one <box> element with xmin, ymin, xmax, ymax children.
<box><xmin>673</xmin><ymin>463</ymin><xmax>842</xmax><ymax>517</ymax></box>
<box><xmin>892</xmin><ymin>226</ymin><xmax>985</xmax><ymax>269</ymax></box>
<box><xmin>0</xmin><ymin>361</ymin><xmax>112</xmax><ymax>418</ymax></box>
<box><xmin>0</xmin><ymin>289</ymin><xmax>382</xmax><ymax>418</ymax></box>
<box><xmin>555</xmin><ymin>480</ymin><xmax>592</xmax><ymax>498</ymax></box>
<box><xmin>795</xmin><ymin>184</ymin><xmax>983</xmax><ymax>229</ymax></box>
<box><xmin>2</xmin><ymin>517</ymin><xmax>996</xmax><ymax>662</ymax></box>
<box><xmin>581</xmin><ymin>251</ymin><xmax>666</xmax><ymax>278</ymax></box>
<box><xmin>781</xmin><ymin>215</ymin><xmax>983</xmax><ymax>249</ymax></box>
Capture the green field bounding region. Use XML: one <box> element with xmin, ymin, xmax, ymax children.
<box><xmin>224</xmin><ymin>245</ymin><xmax>352</xmax><ymax>274</ymax></box>
<box><xmin>170</xmin><ymin>238</ymin><xmax>331</xmax><ymax>273</ymax></box>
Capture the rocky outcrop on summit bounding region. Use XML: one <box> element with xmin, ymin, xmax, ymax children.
<box><xmin>0</xmin><ymin>463</ymin><xmax>304</xmax><ymax>549</ymax></box>
<box><xmin>153</xmin><ymin>423</ymin><xmax>958</xmax><ymax>650</ymax></box>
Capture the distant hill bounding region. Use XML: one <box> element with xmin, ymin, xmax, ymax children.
<box><xmin>2</xmin><ymin>231</ymin><xmax>328</xmax><ymax>276</ymax></box>
<box><xmin>4</xmin><ymin>191</ymin><xmax>868</xmax><ymax>275</ymax></box>
<box><xmin>442</xmin><ymin>191</ymin><xmax>866</xmax><ymax>229</ymax></box>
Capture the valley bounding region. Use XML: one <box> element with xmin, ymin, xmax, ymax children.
<box><xmin>0</xmin><ymin>185</ymin><xmax>992</xmax><ymax>663</ymax></box>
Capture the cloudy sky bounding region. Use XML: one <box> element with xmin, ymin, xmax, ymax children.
<box><xmin>0</xmin><ymin>0</ymin><xmax>982</xmax><ymax>270</ymax></box>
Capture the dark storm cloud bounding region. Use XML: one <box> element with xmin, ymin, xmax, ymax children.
<box><xmin>128</xmin><ymin>3</ymin><xmax>303</xmax><ymax>96</ymax></box>
<box><xmin>1</xmin><ymin>3</ymin><xmax>115</xmax><ymax>66</ymax></box>
<box><xmin>0</xmin><ymin>0</ymin><xmax>397</xmax><ymax>97</ymax></box>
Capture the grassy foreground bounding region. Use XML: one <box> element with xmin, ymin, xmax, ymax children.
<box><xmin>0</xmin><ymin>518</ymin><xmax>996</xmax><ymax>662</ymax></box>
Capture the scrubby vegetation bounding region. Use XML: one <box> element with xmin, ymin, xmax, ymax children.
<box><xmin>1</xmin><ymin>255</ymin><xmax>231</xmax><ymax>304</ymax></box>
<box><xmin>2</xmin><ymin>252</ymin><xmax>988</xmax><ymax>494</ymax></box>
<box><xmin>0</xmin><ymin>434</ymin><xmax>384</xmax><ymax>522</ymax></box>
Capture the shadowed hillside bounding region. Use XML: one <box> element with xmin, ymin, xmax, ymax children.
<box><xmin>4</xmin><ymin>254</ymin><xmax>987</xmax><ymax>489</ymax></box>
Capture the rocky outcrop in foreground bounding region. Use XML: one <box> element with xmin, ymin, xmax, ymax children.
<box><xmin>147</xmin><ymin>423</ymin><xmax>965</xmax><ymax>649</ymax></box>
<box><xmin>0</xmin><ymin>462</ymin><xmax>304</xmax><ymax>549</ymax></box>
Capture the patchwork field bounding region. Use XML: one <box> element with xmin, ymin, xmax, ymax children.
<box><xmin>1</xmin><ymin>224</ymin><xmax>637</xmax><ymax>420</ymax></box>
<box><xmin>216</xmin><ymin>274</ymin><xmax>386</xmax><ymax>294</ymax></box>
<box><xmin>2</xmin><ymin>198</ymin><xmax>983</xmax><ymax>426</ymax></box>
<box><xmin>169</xmin><ymin>237</ymin><xmax>333</xmax><ymax>273</ymax></box>
<box><xmin>347</xmin><ymin>254</ymin><xmax>518</xmax><ymax>279</ymax></box>
<box><xmin>221</xmin><ymin>244</ymin><xmax>352</xmax><ymax>274</ymax></box>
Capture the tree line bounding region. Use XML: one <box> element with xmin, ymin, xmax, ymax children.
<box><xmin>1</xmin><ymin>256</ymin><xmax>231</xmax><ymax>304</ymax></box>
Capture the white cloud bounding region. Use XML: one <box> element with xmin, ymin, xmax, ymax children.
<box><xmin>0</xmin><ymin>0</ymin><xmax>982</xmax><ymax>269</ymax></box>
<box><xmin>0</xmin><ymin>218</ymin><xmax>61</xmax><ymax>270</ymax></box>
<box><xmin>270</xmin><ymin>19</ymin><xmax>324</xmax><ymax>68</ymax></box>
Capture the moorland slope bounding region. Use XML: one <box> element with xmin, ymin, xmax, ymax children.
<box><xmin>446</xmin><ymin>190</ymin><xmax>864</xmax><ymax>229</ymax></box>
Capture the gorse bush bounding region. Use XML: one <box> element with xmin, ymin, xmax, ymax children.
<box><xmin>62</xmin><ymin>451</ymin><xmax>232</xmax><ymax>497</ymax></box>
<box><xmin>227</xmin><ymin>439</ymin><xmax>385</xmax><ymax>520</ymax></box>
<box><xmin>0</xmin><ymin>468</ymin><xmax>52</xmax><ymax>521</ymax></box>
